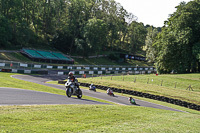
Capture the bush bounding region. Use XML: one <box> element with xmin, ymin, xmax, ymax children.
<box><xmin>108</xmin><ymin>53</ymin><xmax>119</xmax><ymax>61</ymax></box>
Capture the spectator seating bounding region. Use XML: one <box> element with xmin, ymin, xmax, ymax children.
<box><xmin>37</xmin><ymin>50</ymin><xmax>58</xmax><ymax>60</ymax></box>
<box><xmin>22</xmin><ymin>49</ymin><xmax>44</xmax><ymax>59</ymax></box>
<box><xmin>21</xmin><ymin>48</ymin><xmax>74</xmax><ymax>64</ymax></box>
<box><xmin>52</xmin><ymin>52</ymin><xmax>71</xmax><ymax>61</ymax></box>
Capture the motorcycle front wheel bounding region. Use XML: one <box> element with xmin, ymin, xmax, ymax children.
<box><xmin>77</xmin><ymin>89</ymin><xmax>82</xmax><ymax>99</ymax></box>
<box><xmin>66</xmin><ymin>88</ymin><xmax>72</xmax><ymax>97</ymax></box>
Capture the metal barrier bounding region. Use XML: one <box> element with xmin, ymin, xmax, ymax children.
<box><xmin>0</xmin><ymin>60</ymin><xmax>156</xmax><ymax>75</ymax></box>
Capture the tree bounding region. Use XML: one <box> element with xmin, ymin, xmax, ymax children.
<box><xmin>83</xmin><ymin>18</ymin><xmax>107</xmax><ymax>55</ymax></box>
<box><xmin>0</xmin><ymin>15</ymin><xmax>12</xmax><ymax>48</ymax></box>
<box><xmin>192</xmin><ymin>42</ymin><xmax>200</xmax><ymax>72</ymax></box>
<box><xmin>128</xmin><ymin>21</ymin><xmax>146</xmax><ymax>54</ymax></box>
<box><xmin>0</xmin><ymin>0</ymin><xmax>148</xmax><ymax>58</ymax></box>
<box><xmin>145</xmin><ymin>26</ymin><xmax>158</xmax><ymax>62</ymax></box>
<box><xmin>154</xmin><ymin>0</ymin><xmax>200</xmax><ymax>73</ymax></box>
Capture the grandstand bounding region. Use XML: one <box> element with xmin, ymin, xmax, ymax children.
<box><xmin>21</xmin><ymin>48</ymin><xmax>74</xmax><ymax>64</ymax></box>
<box><xmin>37</xmin><ymin>50</ymin><xmax>58</xmax><ymax>60</ymax></box>
<box><xmin>22</xmin><ymin>49</ymin><xmax>43</xmax><ymax>58</ymax></box>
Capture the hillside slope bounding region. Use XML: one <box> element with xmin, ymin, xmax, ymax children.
<box><xmin>0</xmin><ymin>52</ymin><xmax>153</xmax><ymax>66</ymax></box>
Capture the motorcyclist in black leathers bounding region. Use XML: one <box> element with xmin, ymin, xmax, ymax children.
<box><xmin>68</xmin><ymin>72</ymin><xmax>80</xmax><ymax>91</ymax></box>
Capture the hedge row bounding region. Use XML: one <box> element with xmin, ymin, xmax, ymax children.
<box><xmin>58</xmin><ymin>80</ymin><xmax>200</xmax><ymax>111</ymax></box>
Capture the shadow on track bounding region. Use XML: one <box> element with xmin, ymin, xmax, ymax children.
<box><xmin>67</xmin><ymin>97</ymin><xmax>110</xmax><ymax>105</ymax></box>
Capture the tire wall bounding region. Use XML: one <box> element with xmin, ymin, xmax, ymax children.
<box><xmin>58</xmin><ymin>81</ymin><xmax>200</xmax><ymax>111</ymax></box>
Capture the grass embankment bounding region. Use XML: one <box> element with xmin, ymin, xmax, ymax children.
<box><xmin>74</xmin><ymin>57</ymin><xmax>152</xmax><ymax>66</ymax></box>
<box><xmin>0</xmin><ymin>52</ymin><xmax>153</xmax><ymax>66</ymax></box>
<box><xmin>78</xmin><ymin>74</ymin><xmax>200</xmax><ymax>105</ymax></box>
<box><xmin>0</xmin><ymin>105</ymin><xmax>200</xmax><ymax>133</ymax></box>
<box><xmin>0</xmin><ymin>52</ymin><xmax>32</xmax><ymax>62</ymax></box>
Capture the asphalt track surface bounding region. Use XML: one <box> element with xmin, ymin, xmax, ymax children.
<box><xmin>1</xmin><ymin>75</ymin><xmax>184</xmax><ymax>112</ymax></box>
<box><xmin>0</xmin><ymin>87</ymin><xmax>105</xmax><ymax>105</ymax></box>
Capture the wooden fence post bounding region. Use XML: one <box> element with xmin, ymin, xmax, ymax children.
<box><xmin>134</xmin><ymin>77</ymin><xmax>136</xmax><ymax>83</ymax></box>
<box><xmin>161</xmin><ymin>80</ymin><xmax>163</xmax><ymax>86</ymax></box>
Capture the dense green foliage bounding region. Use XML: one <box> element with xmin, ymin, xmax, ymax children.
<box><xmin>0</xmin><ymin>0</ymin><xmax>147</xmax><ymax>56</ymax></box>
<box><xmin>1</xmin><ymin>0</ymin><xmax>200</xmax><ymax>73</ymax></box>
<box><xmin>145</xmin><ymin>0</ymin><xmax>200</xmax><ymax>73</ymax></box>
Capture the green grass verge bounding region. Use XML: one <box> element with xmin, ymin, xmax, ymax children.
<box><xmin>0</xmin><ymin>105</ymin><xmax>200</xmax><ymax>133</ymax></box>
<box><xmin>78</xmin><ymin>74</ymin><xmax>200</xmax><ymax>105</ymax></box>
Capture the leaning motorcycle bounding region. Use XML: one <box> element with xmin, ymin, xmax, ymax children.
<box><xmin>128</xmin><ymin>97</ymin><xmax>136</xmax><ymax>105</ymax></box>
<box><xmin>89</xmin><ymin>85</ymin><xmax>96</xmax><ymax>92</ymax></box>
<box><xmin>65</xmin><ymin>80</ymin><xmax>82</xmax><ymax>99</ymax></box>
<box><xmin>107</xmin><ymin>89</ymin><xmax>114</xmax><ymax>96</ymax></box>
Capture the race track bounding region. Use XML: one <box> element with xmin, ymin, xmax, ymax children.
<box><xmin>1</xmin><ymin>75</ymin><xmax>184</xmax><ymax>112</ymax></box>
<box><xmin>0</xmin><ymin>87</ymin><xmax>107</xmax><ymax>105</ymax></box>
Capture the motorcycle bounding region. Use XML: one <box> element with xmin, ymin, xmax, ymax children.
<box><xmin>107</xmin><ymin>88</ymin><xmax>114</xmax><ymax>96</ymax></box>
<box><xmin>65</xmin><ymin>80</ymin><xmax>82</xmax><ymax>99</ymax></box>
<box><xmin>128</xmin><ymin>97</ymin><xmax>136</xmax><ymax>105</ymax></box>
<box><xmin>89</xmin><ymin>85</ymin><xmax>96</xmax><ymax>92</ymax></box>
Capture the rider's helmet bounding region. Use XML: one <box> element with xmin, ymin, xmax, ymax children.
<box><xmin>68</xmin><ymin>72</ymin><xmax>73</xmax><ymax>77</ymax></box>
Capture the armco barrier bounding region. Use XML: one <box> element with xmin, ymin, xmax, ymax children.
<box><xmin>0</xmin><ymin>68</ymin><xmax>48</xmax><ymax>74</ymax></box>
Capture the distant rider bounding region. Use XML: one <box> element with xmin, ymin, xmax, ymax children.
<box><xmin>107</xmin><ymin>88</ymin><xmax>113</xmax><ymax>95</ymax></box>
<box><xmin>68</xmin><ymin>72</ymin><xmax>80</xmax><ymax>91</ymax></box>
<box><xmin>129</xmin><ymin>97</ymin><xmax>136</xmax><ymax>104</ymax></box>
<box><xmin>89</xmin><ymin>84</ymin><xmax>95</xmax><ymax>90</ymax></box>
